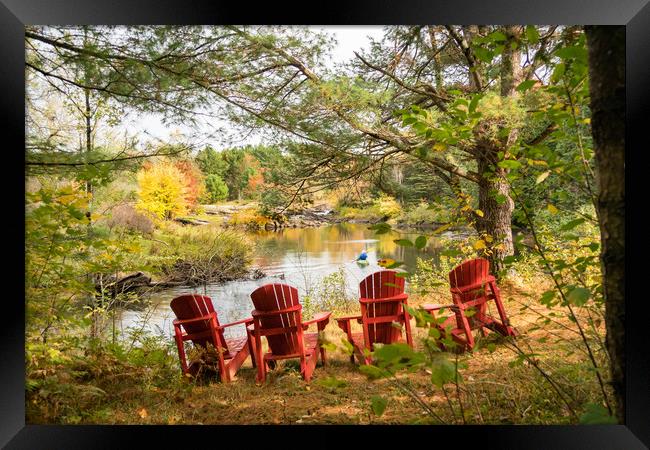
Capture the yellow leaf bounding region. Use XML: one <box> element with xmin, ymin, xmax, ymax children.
<box><xmin>58</xmin><ymin>194</ymin><xmax>78</xmax><ymax>205</ymax></box>
<box><xmin>433</xmin><ymin>142</ymin><xmax>447</xmax><ymax>151</ymax></box>
<box><xmin>582</xmin><ymin>118</ymin><xmax>591</xmax><ymax>124</ymax></box>
<box><xmin>547</xmin><ymin>204</ymin><xmax>559</xmax><ymax>215</ymax></box>
<box><xmin>484</xmin><ymin>234</ymin><xmax>493</xmax><ymax>243</ymax></box>
<box><xmin>378</xmin><ymin>258</ymin><xmax>396</xmax><ymax>268</ymax></box>
<box><xmin>138</xmin><ymin>408</ymin><xmax>148</xmax><ymax>419</ymax></box>
<box><xmin>475</xmin><ymin>209</ymin><xmax>484</xmax><ymax>217</ymax></box>
<box><xmin>473</xmin><ymin>240</ymin><xmax>486</xmax><ymax>250</ymax></box>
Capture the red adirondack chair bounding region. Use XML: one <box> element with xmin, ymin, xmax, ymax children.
<box><xmin>249</xmin><ymin>283</ymin><xmax>332</xmax><ymax>383</ymax></box>
<box><xmin>422</xmin><ymin>258</ymin><xmax>517</xmax><ymax>351</ymax></box>
<box><xmin>171</xmin><ymin>294</ymin><xmax>255</xmax><ymax>382</ymax></box>
<box><xmin>336</xmin><ymin>270</ymin><xmax>413</xmax><ymax>365</ymax></box>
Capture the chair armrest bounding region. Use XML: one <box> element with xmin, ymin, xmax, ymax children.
<box><xmin>251</xmin><ymin>305</ymin><xmax>302</xmax><ymax>317</ymax></box>
<box><xmin>172</xmin><ymin>313</ymin><xmax>214</xmax><ymax>326</ymax></box>
<box><xmin>335</xmin><ymin>315</ymin><xmax>362</xmax><ymax>336</ymax></box>
<box><xmin>450</xmin><ymin>277</ymin><xmax>495</xmax><ymax>294</ymax></box>
<box><xmin>335</xmin><ymin>315</ymin><xmax>363</xmax><ymax>325</ymax></box>
<box><xmin>303</xmin><ymin>311</ymin><xmax>332</xmax><ymax>328</ymax></box>
<box><xmin>221</xmin><ymin>317</ymin><xmax>254</xmax><ymax>328</ymax></box>
<box><xmin>422</xmin><ymin>303</ymin><xmax>457</xmax><ymax>312</ymax></box>
<box><xmin>359</xmin><ymin>293</ymin><xmax>408</xmax><ymax>303</ymax></box>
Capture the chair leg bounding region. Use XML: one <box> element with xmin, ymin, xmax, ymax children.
<box><xmin>173</xmin><ymin>328</ymin><xmax>188</xmax><ymax>375</ymax></box>
<box><xmin>300</xmin><ymin>356</ymin><xmax>309</xmax><ymax>382</ymax></box>
<box><xmin>247</xmin><ymin>333</ymin><xmax>257</xmax><ymax>369</ymax></box>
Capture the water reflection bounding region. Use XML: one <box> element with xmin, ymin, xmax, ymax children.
<box><xmin>118</xmin><ymin>223</ymin><xmax>448</xmax><ymax>339</ymax></box>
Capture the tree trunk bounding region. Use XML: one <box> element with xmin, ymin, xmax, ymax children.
<box><xmin>585</xmin><ymin>25</ymin><xmax>625</xmax><ymax>424</ymax></box>
<box><xmin>476</xmin><ymin>160</ymin><xmax>515</xmax><ymax>273</ymax></box>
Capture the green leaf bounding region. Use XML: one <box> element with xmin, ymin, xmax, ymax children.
<box><xmin>473</xmin><ymin>47</ymin><xmax>494</xmax><ymax>63</ymax></box>
<box><xmin>359</xmin><ymin>364</ymin><xmax>384</xmax><ymax>380</ymax></box>
<box><xmin>526</xmin><ymin>25</ymin><xmax>540</xmax><ymax>44</ymax></box>
<box><xmin>393</xmin><ymin>239</ymin><xmax>413</xmax><ymax>247</ymax></box>
<box><xmin>371</xmin><ymin>395</ymin><xmax>388</xmax><ymax>416</ymax></box>
<box><xmin>516</xmin><ymin>79</ymin><xmax>537</xmax><ymax>92</ymax></box>
<box><xmin>555</xmin><ymin>46</ymin><xmax>588</xmax><ymax>61</ymax></box>
<box><xmin>440</xmin><ymin>248</ymin><xmax>462</xmax><ymax>257</ymax></box>
<box><xmin>368</xmin><ymin>222</ymin><xmax>392</xmax><ymax>235</ymax></box>
<box><xmin>468</xmin><ymin>94</ymin><xmax>482</xmax><ymax>114</ymax></box>
<box><xmin>315</xmin><ymin>376</ymin><xmax>347</xmax><ymax>390</ymax></box>
<box><xmin>560</xmin><ymin>218</ymin><xmax>586</xmax><ymax>231</ymax></box>
<box><xmin>567</xmin><ymin>286</ymin><xmax>591</xmax><ymax>306</ymax></box>
<box><xmin>551</xmin><ymin>63</ymin><xmax>566</xmax><ymax>82</ymax></box>
<box><xmin>540</xmin><ymin>290</ymin><xmax>556</xmax><ymax>306</ymax></box>
<box><xmin>415</xmin><ymin>235</ymin><xmax>427</xmax><ymax>250</ymax></box>
<box><xmin>497</xmin><ymin>160</ymin><xmax>522</xmax><ymax>170</ymax></box>
<box><xmin>486</xmin><ymin>343</ymin><xmax>497</xmax><ymax>353</ymax></box>
<box><xmin>579</xmin><ymin>403</ymin><xmax>617</xmax><ymax>424</ymax></box>
<box><xmin>430</xmin><ymin>357</ymin><xmax>457</xmax><ymax>388</ymax></box>
<box><xmin>488</xmin><ymin>31</ymin><xmax>507</xmax><ymax>42</ymax></box>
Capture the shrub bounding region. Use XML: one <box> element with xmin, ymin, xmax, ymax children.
<box><xmin>229</xmin><ymin>206</ymin><xmax>271</xmax><ymax>229</ymax></box>
<box><xmin>152</xmin><ymin>225</ymin><xmax>253</xmax><ymax>285</ymax></box>
<box><xmin>372</xmin><ymin>194</ymin><xmax>402</xmax><ymax>219</ymax></box>
<box><xmin>398</xmin><ymin>201</ymin><xmax>446</xmax><ymax>225</ymax></box>
<box><xmin>303</xmin><ymin>268</ymin><xmax>356</xmax><ymax>318</ymax></box>
<box><xmin>106</xmin><ymin>204</ymin><xmax>154</xmax><ymax>235</ymax></box>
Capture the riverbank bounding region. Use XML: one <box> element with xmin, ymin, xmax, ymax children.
<box><xmin>26</xmin><ymin>273</ymin><xmax>607</xmax><ymax>425</ymax></box>
<box><xmin>189</xmin><ymin>200</ymin><xmax>471</xmax><ymax>234</ymax></box>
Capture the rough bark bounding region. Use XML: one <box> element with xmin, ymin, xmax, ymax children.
<box><xmin>585</xmin><ymin>25</ymin><xmax>625</xmax><ymax>423</ymax></box>
<box><xmin>476</xmin><ymin>158</ymin><xmax>515</xmax><ymax>272</ymax></box>
<box><xmin>472</xmin><ymin>25</ymin><xmax>522</xmax><ymax>273</ymax></box>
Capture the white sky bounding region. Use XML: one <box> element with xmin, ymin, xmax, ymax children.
<box><xmin>128</xmin><ymin>26</ymin><xmax>386</xmax><ymax>151</ymax></box>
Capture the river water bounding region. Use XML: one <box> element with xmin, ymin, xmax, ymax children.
<box><xmin>118</xmin><ymin>223</ymin><xmax>454</xmax><ymax>339</ymax></box>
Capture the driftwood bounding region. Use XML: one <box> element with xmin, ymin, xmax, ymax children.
<box><xmin>96</xmin><ymin>272</ymin><xmax>152</xmax><ymax>297</ymax></box>
<box><xmin>174</xmin><ymin>217</ymin><xmax>210</xmax><ymax>226</ymax></box>
<box><xmin>95</xmin><ymin>266</ymin><xmax>267</xmax><ymax>299</ymax></box>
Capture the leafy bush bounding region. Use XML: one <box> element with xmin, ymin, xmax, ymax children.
<box><xmin>303</xmin><ymin>268</ymin><xmax>356</xmax><ymax>318</ymax></box>
<box><xmin>372</xmin><ymin>194</ymin><xmax>402</xmax><ymax>218</ymax></box>
<box><xmin>398</xmin><ymin>201</ymin><xmax>448</xmax><ymax>225</ymax></box>
<box><xmin>336</xmin><ymin>194</ymin><xmax>402</xmax><ymax>222</ymax></box>
<box><xmin>106</xmin><ymin>204</ymin><xmax>154</xmax><ymax>235</ymax></box>
<box><xmin>151</xmin><ymin>224</ymin><xmax>252</xmax><ymax>285</ymax></box>
<box><xmin>228</xmin><ymin>206</ymin><xmax>271</xmax><ymax>229</ymax></box>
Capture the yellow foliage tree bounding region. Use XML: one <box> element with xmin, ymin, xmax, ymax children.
<box><xmin>136</xmin><ymin>161</ymin><xmax>188</xmax><ymax>220</ymax></box>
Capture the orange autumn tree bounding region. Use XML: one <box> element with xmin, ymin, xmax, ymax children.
<box><xmin>243</xmin><ymin>153</ymin><xmax>266</xmax><ymax>199</ymax></box>
<box><xmin>174</xmin><ymin>159</ymin><xmax>205</xmax><ymax>211</ymax></box>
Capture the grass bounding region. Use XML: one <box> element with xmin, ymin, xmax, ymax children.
<box><xmin>144</xmin><ymin>223</ymin><xmax>253</xmax><ymax>285</ymax></box>
<box><xmin>25</xmin><ymin>277</ymin><xmax>609</xmax><ymax>425</ymax></box>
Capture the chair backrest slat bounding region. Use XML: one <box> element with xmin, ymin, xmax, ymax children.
<box><xmin>170</xmin><ymin>294</ymin><xmax>227</xmax><ymax>351</ymax></box>
<box><xmin>250</xmin><ymin>283</ymin><xmax>303</xmax><ymax>356</ymax></box>
<box><xmin>449</xmin><ymin>258</ymin><xmax>491</xmax><ymax>304</ymax></box>
<box><xmin>359</xmin><ymin>270</ymin><xmax>405</xmax><ymax>345</ymax></box>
